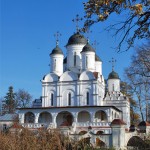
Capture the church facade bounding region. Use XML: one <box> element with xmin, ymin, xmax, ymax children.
<box><xmin>18</xmin><ymin>32</ymin><xmax>131</xmax><ymax>149</ymax></box>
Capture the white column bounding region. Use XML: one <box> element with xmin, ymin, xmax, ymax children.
<box><xmin>90</xmin><ymin>112</ymin><xmax>95</xmax><ymax>122</ymax></box>
<box><xmin>57</xmin><ymin>83</ymin><xmax>61</xmax><ymax>106</ymax></box>
<box><xmin>19</xmin><ymin>113</ymin><xmax>24</xmax><ymax>124</ymax></box>
<box><xmin>52</xmin><ymin>113</ymin><xmax>57</xmax><ymax>128</ymax></box>
<box><xmin>35</xmin><ymin>113</ymin><xmax>39</xmax><ymax>124</ymax></box>
<box><xmin>76</xmin><ymin>82</ymin><xmax>80</xmax><ymax>106</ymax></box>
<box><xmin>73</xmin><ymin>112</ymin><xmax>78</xmax><ymax>123</ymax></box>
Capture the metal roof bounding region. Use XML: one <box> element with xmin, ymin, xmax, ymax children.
<box><xmin>0</xmin><ymin>114</ymin><xmax>17</xmax><ymax>121</ymax></box>
<box><xmin>66</xmin><ymin>32</ymin><xmax>87</xmax><ymax>46</ymax></box>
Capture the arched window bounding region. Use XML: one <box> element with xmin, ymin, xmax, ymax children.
<box><xmin>86</xmin><ymin>92</ymin><xmax>89</xmax><ymax>105</ymax></box>
<box><xmin>68</xmin><ymin>93</ymin><xmax>71</xmax><ymax>106</ymax></box>
<box><xmin>112</xmin><ymin>84</ymin><xmax>115</xmax><ymax>91</ymax></box>
<box><xmin>115</xmin><ymin>112</ymin><xmax>117</xmax><ymax>118</ymax></box>
<box><xmin>86</xmin><ymin>56</ymin><xmax>88</xmax><ymax>67</ymax></box>
<box><xmin>54</xmin><ymin>59</ymin><xmax>56</xmax><ymax>70</ymax></box>
<box><xmin>51</xmin><ymin>93</ymin><xmax>53</xmax><ymax>106</ymax></box>
<box><xmin>74</xmin><ymin>52</ymin><xmax>76</xmax><ymax>66</ymax></box>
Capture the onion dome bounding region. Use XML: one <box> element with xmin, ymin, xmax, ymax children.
<box><xmin>50</xmin><ymin>45</ymin><xmax>63</xmax><ymax>56</ymax></box>
<box><xmin>111</xmin><ymin>119</ymin><xmax>126</xmax><ymax>125</ymax></box>
<box><xmin>66</xmin><ymin>32</ymin><xmax>87</xmax><ymax>46</ymax></box>
<box><xmin>138</xmin><ymin>121</ymin><xmax>150</xmax><ymax>127</ymax></box>
<box><xmin>63</xmin><ymin>57</ymin><xmax>67</xmax><ymax>63</ymax></box>
<box><xmin>108</xmin><ymin>71</ymin><xmax>119</xmax><ymax>79</ymax></box>
<box><xmin>95</xmin><ymin>54</ymin><xmax>102</xmax><ymax>62</ymax></box>
<box><xmin>81</xmin><ymin>43</ymin><xmax>95</xmax><ymax>53</ymax></box>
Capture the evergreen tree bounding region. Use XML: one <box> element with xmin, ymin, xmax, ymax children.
<box><xmin>3</xmin><ymin>86</ymin><xmax>17</xmax><ymax>114</ymax></box>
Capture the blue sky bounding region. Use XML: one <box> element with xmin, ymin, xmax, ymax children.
<box><xmin>1</xmin><ymin>0</ymin><xmax>139</xmax><ymax>99</ymax></box>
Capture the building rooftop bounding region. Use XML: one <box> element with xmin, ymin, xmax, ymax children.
<box><xmin>0</xmin><ymin>114</ymin><xmax>17</xmax><ymax>121</ymax></box>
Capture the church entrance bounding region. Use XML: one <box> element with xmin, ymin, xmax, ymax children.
<box><xmin>24</xmin><ymin>112</ymin><xmax>35</xmax><ymax>123</ymax></box>
<box><xmin>38</xmin><ymin>111</ymin><xmax>52</xmax><ymax>124</ymax></box>
<box><xmin>56</xmin><ymin>111</ymin><xmax>73</xmax><ymax>127</ymax></box>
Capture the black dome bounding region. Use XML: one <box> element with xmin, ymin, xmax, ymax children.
<box><xmin>108</xmin><ymin>71</ymin><xmax>119</xmax><ymax>79</ymax></box>
<box><xmin>63</xmin><ymin>57</ymin><xmax>67</xmax><ymax>63</ymax></box>
<box><xmin>67</xmin><ymin>32</ymin><xmax>87</xmax><ymax>46</ymax></box>
<box><xmin>50</xmin><ymin>45</ymin><xmax>63</xmax><ymax>55</ymax></box>
<box><xmin>81</xmin><ymin>43</ymin><xmax>95</xmax><ymax>53</ymax></box>
<box><xmin>95</xmin><ymin>54</ymin><xmax>102</xmax><ymax>62</ymax></box>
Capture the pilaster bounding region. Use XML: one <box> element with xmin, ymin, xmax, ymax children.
<box><xmin>34</xmin><ymin>113</ymin><xmax>39</xmax><ymax>123</ymax></box>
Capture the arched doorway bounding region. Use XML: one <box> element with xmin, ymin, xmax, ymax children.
<box><xmin>24</xmin><ymin>112</ymin><xmax>35</xmax><ymax>123</ymax></box>
<box><xmin>127</xmin><ymin>136</ymin><xmax>148</xmax><ymax>149</ymax></box>
<box><xmin>38</xmin><ymin>111</ymin><xmax>52</xmax><ymax>124</ymax></box>
<box><xmin>95</xmin><ymin>110</ymin><xmax>107</xmax><ymax>122</ymax></box>
<box><xmin>78</xmin><ymin>111</ymin><xmax>91</xmax><ymax>122</ymax></box>
<box><xmin>96</xmin><ymin>138</ymin><xmax>106</xmax><ymax>147</ymax></box>
<box><xmin>56</xmin><ymin>111</ymin><xmax>73</xmax><ymax>127</ymax></box>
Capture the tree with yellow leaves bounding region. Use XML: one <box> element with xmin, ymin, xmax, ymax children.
<box><xmin>83</xmin><ymin>0</ymin><xmax>150</xmax><ymax>51</ymax></box>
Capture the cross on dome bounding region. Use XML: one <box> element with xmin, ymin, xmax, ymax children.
<box><xmin>92</xmin><ymin>40</ymin><xmax>99</xmax><ymax>50</ymax></box>
<box><xmin>86</xmin><ymin>30</ymin><xmax>92</xmax><ymax>43</ymax></box>
<box><xmin>72</xmin><ymin>14</ymin><xmax>83</xmax><ymax>32</ymax></box>
<box><xmin>54</xmin><ymin>31</ymin><xmax>62</xmax><ymax>46</ymax></box>
<box><xmin>109</xmin><ymin>57</ymin><xmax>116</xmax><ymax>71</ymax></box>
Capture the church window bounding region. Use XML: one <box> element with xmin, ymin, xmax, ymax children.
<box><xmin>74</xmin><ymin>52</ymin><xmax>76</xmax><ymax>66</ymax></box>
<box><xmin>115</xmin><ymin>112</ymin><xmax>117</xmax><ymax>118</ymax></box>
<box><xmin>51</xmin><ymin>93</ymin><xmax>54</xmax><ymax>106</ymax></box>
<box><xmin>68</xmin><ymin>93</ymin><xmax>71</xmax><ymax>106</ymax></box>
<box><xmin>86</xmin><ymin>56</ymin><xmax>88</xmax><ymax>67</ymax></box>
<box><xmin>112</xmin><ymin>84</ymin><xmax>115</xmax><ymax>91</ymax></box>
<box><xmin>86</xmin><ymin>92</ymin><xmax>89</xmax><ymax>105</ymax></box>
<box><xmin>54</xmin><ymin>59</ymin><xmax>56</xmax><ymax>70</ymax></box>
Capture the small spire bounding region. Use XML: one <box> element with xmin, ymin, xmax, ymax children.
<box><xmin>109</xmin><ymin>58</ymin><xmax>116</xmax><ymax>71</ymax></box>
<box><xmin>92</xmin><ymin>40</ymin><xmax>99</xmax><ymax>50</ymax></box>
<box><xmin>54</xmin><ymin>31</ymin><xmax>62</xmax><ymax>46</ymax></box>
<box><xmin>72</xmin><ymin>14</ymin><xmax>83</xmax><ymax>32</ymax></box>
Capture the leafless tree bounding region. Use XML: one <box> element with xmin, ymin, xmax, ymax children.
<box><xmin>16</xmin><ymin>89</ymin><xmax>32</xmax><ymax>108</ymax></box>
<box><xmin>125</xmin><ymin>41</ymin><xmax>150</xmax><ymax>121</ymax></box>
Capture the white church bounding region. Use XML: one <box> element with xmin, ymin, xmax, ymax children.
<box><xmin>18</xmin><ymin>30</ymin><xmax>132</xmax><ymax>149</ymax></box>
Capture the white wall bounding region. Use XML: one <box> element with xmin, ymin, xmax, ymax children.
<box><xmin>95</xmin><ymin>61</ymin><xmax>102</xmax><ymax>74</ymax></box>
<box><xmin>50</xmin><ymin>54</ymin><xmax>64</xmax><ymax>76</ymax></box>
<box><xmin>108</xmin><ymin>79</ymin><xmax>120</xmax><ymax>92</ymax></box>
<box><xmin>66</xmin><ymin>44</ymin><xmax>85</xmax><ymax>73</ymax></box>
<box><xmin>81</xmin><ymin>51</ymin><xmax>95</xmax><ymax>72</ymax></box>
